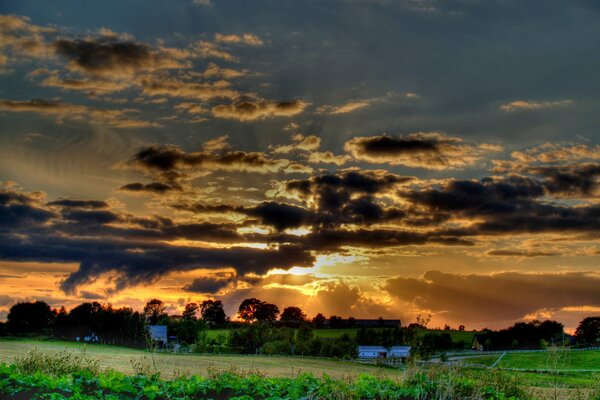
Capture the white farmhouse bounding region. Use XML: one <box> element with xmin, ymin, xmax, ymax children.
<box><xmin>388</xmin><ymin>345</ymin><xmax>411</xmax><ymax>358</ymax></box>
<box><xmin>357</xmin><ymin>345</ymin><xmax>388</xmax><ymax>359</ymax></box>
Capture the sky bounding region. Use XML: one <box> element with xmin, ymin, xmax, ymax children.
<box><xmin>1</xmin><ymin>0</ymin><xmax>600</xmax><ymax>331</ymax></box>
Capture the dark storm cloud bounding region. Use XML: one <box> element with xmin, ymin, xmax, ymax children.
<box><xmin>0</xmin><ymin>228</ymin><xmax>313</xmax><ymax>294</ymax></box>
<box><xmin>401</xmin><ymin>175</ymin><xmax>600</xmax><ymax>234</ymax></box>
<box><xmin>0</xmin><ymin>189</ymin><xmax>55</xmax><ymax>227</ymax></box>
<box><xmin>344</xmin><ymin>133</ymin><xmax>501</xmax><ymax>170</ymax></box>
<box><xmin>182</xmin><ymin>276</ymin><xmax>232</xmax><ymax>294</ymax></box>
<box><xmin>384</xmin><ymin>270</ymin><xmax>600</xmax><ymax>324</ymax></box>
<box><xmin>52</xmin><ymin>37</ymin><xmax>187</xmax><ymax>76</ymax></box>
<box><xmin>532</xmin><ymin>164</ymin><xmax>600</xmax><ymax>196</ymax></box>
<box><xmin>402</xmin><ymin>176</ymin><xmax>545</xmax><ymax>217</ymax></box>
<box><xmin>48</xmin><ymin>199</ymin><xmax>109</xmax><ymax>209</ymax></box>
<box><xmin>119</xmin><ymin>182</ymin><xmax>182</xmax><ymax>194</ymax></box>
<box><xmin>244</xmin><ymin>201</ymin><xmax>313</xmax><ymax>231</ymax></box>
<box><xmin>60</xmin><ymin>209</ymin><xmax>120</xmax><ymax>225</ymax></box>
<box><xmin>127</xmin><ymin>144</ymin><xmax>290</xmax><ymax>175</ymax></box>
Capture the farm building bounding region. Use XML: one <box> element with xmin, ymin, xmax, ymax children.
<box><xmin>357</xmin><ymin>345</ymin><xmax>388</xmax><ymax>359</ymax></box>
<box><xmin>147</xmin><ymin>325</ymin><xmax>168</xmax><ymax>346</ymax></box>
<box><xmin>388</xmin><ymin>346</ymin><xmax>411</xmax><ymax>358</ymax></box>
<box><xmin>471</xmin><ymin>334</ymin><xmax>485</xmax><ymax>351</ymax></box>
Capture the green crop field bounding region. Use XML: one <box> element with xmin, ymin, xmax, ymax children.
<box><xmin>1</xmin><ymin>338</ymin><xmax>600</xmax><ymax>393</ymax></box>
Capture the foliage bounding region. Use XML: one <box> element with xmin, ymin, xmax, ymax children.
<box><xmin>575</xmin><ymin>317</ymin><xmax>600</xmax><ymax>345</ymax></box>
<box><xmin>476</xmin><ymin>320</ymin><xmax>564</xmax><ymax>350</ymax></box>
<box><xmin>182</xmin><ymin>302</ymin><xmax>198</xmax><ymax>320</ymax></box>
<box><xmin>237</xmin><ymin>298</ymin><xmax>280</xmax><ymax>323</ymax></box>
<box><xmin>200</xmin><ymin>300</ymin><xmax>227</xmax><ymax>328</ymax></box>
<box><xmin>13</xmin><ymin>348</ymin><xmax>100</xmax><ymax>376</ymax></box>
<box><xmin>0</xmin><ymin>360</ymin><xmax>534</xmax><ymax>400</ymax></box>
<box><xmin>7</xmin><ymin>301</ymin><xmax>54</xmax><ymax>335</ymax></box>
<box><xmin>143</xmin><ymin>299</ymin><xmax>167</xmax><ymax>325</ymax></box>
<box><xmin>280</xmin><ymin>306</ymin><xmax>307</xmax><ymax>327</ymax></box>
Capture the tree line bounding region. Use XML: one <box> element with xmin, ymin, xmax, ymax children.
<box><xmin>1</xmin><ymin>298</ymin><xmax>599</xmax><ymax>358</ymax></box>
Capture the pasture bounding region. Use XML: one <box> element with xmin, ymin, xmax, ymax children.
<box><xmin>0</xmin><ymin>339</ymin><xmax>399</xmax><ymax>380</ymax></box>
<box><xmin>1</xmin><ymin>339</ymin><xmax>599</xmax><ymax>392</ymax></box>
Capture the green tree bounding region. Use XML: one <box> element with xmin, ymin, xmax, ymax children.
<box><xmin>280</xmin><ymin>306</ymin><xmax>306</xmax><ymax>327</ymax></box>
<box><xmin>200</xmin><ymin>300</ymin><xmax>226</xmax><ymax>327</ymax></box>
<box><xmin>575</xmin><ymin>316</ymin><xmax>600</xmax><ymax>345</ymax></box>
<box><xmin>143</xmin><ymin>299</ymin><xmax>167</xmax><ymax>325</ymax></box>
<box><xmin>182</xmin><ymin>302</ymin><xmax>198</xmax><ymax>320</ymax></box>
<box><xmin>7</xmin><ymin>301</ymin><xmax>54</xmax><ymax>335</ymax></box>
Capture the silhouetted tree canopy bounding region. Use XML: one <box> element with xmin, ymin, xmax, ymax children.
<box><xmin>7</xmin><ymin>301</ymin><xmax>54</xmax><ymax>335</ymax></box>
<box><xmin>280</xmin><ymin>306</ymin><xmax>306</xmax><ymax>326</ymax></box>
<box><xmin>238</xmin><ymin>298</ymin><xmax>279</xmax><ymax>323</ymax></box>
<box><xmin>312</xmin><ymin>313</ymin><xmax>326</xmax><ymax>328</ymax></box>
<box><xmin>182</xmin><ymin>302</ymin><xmax>199</xmax><ymax>320</ymax></box>
<box><xmin>200</xmin><ymin>300</ymin><xmax>227</xmax><ymax>327</ymax></box>
<box><xmin>575</xmin><ymin>317</ymin><xmax>600</xmax><ymax>344</ymax></box>
<box><xmin>143</xmin><ymin>299</ymin><xmax>167</xmax><ymax>324</ymax></box>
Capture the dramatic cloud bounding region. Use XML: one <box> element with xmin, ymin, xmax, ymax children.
<box><xmin>344</xmin><ymin>132</ymin><xmax>501</xmax><ymax>170</ymax></box>
<box><xmin>120</xmin><ymin>182</ymin><xmax>182</xmax><ymax>194</ymax></box>
<box><xmin>385</xmin><ymin>270</ymin><xmax>600</xmax><ymax>325</ymax></box>
<box><xmin>182</xmin><ymin>275</ymin><xmax>233</xmax><ymax>294</ymax></box>
<box><xmin>212</xmin><ymin>98</ymin><xmax>309</xmax><ymax>121</ymax></box>
<box><xmin>271</xmin><ymin>134</ymin><xmax>321</xmax><ymax>154</ymax></box>
<box><xmin>126</xmin><ymin>144</ymin><xmax>293</xmax><ymax>176</ymax></box>
<box><xmin>499</xmin><ymin>99</ymin><xmax>573</xmax><ymax>112</ymax></box>
<box><xmin>53</xmin><ymin>37</ymin><xmax>188</xmax><ymax>77</ymax></box>
<box><xmin>0</xmin><ymin>98</ymin><xmax>158</xmax><ymax>128</ymax></box>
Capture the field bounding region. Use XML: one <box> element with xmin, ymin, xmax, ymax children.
<box><xmin>1</xmin><ymin>339</ymin><xmax>600</xmax><ymax>398</ymax></box>
<box><xmin>0</xmin><ymin>339</ymin><xmax>400</xmax><ymax>380</ymax></box>
<box><xmin>205</xmin><ymin>327</ymin><xmax>476</xmax><ymax>344</ymax></box>
<box><xmin>454</xmin><ymin>349</ymin><xmax>600</xmax><ymax>371</ymax></box>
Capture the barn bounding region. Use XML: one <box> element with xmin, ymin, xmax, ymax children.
<box><xmin>147</xmin><ymin>325</ymin><xmax>168</xmax><ymax>346</ymax></box>
<box><xmin>357</xmin><ymin>345</ymin><xmax>388</xmax><ymax>359</ymax></box>
<box><xmin>471</xmin><ymin>334</ymin><xmax>485</xmax><ymax>351</ymax></box>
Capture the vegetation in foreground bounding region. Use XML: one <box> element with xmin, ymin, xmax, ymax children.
<box><xmin>0</xmin><ymin>349</ymin><xmax>536</xmax><ymax>400</ymax></box>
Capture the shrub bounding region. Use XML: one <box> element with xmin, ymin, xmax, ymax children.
<box><xmin>13</xmin><ymin>348</ymin><xmax>99</xmax><ymax>376</ymax></box>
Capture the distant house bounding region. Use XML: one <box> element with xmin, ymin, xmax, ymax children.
<box><xmin>147</xmin><ymin>325</ymin><xmax>168</xmax><ymax>346</ymax></box>
<box><xmin>357</xmin><ymin>345</ymin><xmax>388</xmax><ymax>359</ymax></box>
<box><xmin>472</xmin><ymin>334</ymin><xmax>485</xmax><ymax>351</ymax></box>
<box><xmin>388</xmin><ymin>345</ymin><xmax>411</xmax><ymax>358</ymax></box>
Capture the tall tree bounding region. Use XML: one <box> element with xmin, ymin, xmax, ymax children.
<box><xmin>255</xmin><ymin>302</ymin><xmax>279</xmax><ymax>322</ymax></box>
<box><xmin>312</xmin><ymin>313</ymin><xmax>326</xmax><ymax>328</ymax></box>
<box><xmin>238</xmin><ymin>298</ymin><xmax>264</xmax><ymax>323</ymax></box>
<box><xmin>280</xmin><ymin>306</ymin><xmax>306</xmax><ymax>327</ymax></box>
<box><xmin>143</xmin><ymin>299</ymin><xmax>167</xmax><ymax>325</ymax></box>
<box><xmin>7</xmin><ymin>301</ymin><xmax>54</xmax><ymax>335</ymax></box>
<box><xmin>182</xmin><ymin>302</ymin><xmax>199</xmax><ymax>320</ymax></box>
<box><xmin>575</xmin><ymin>317</ymin><xmax>600</xmax><ymax>344</ymax></box>
<box><xmin>200</xmin><ymin>300</ymin><xmax>227</xmax><ymax>327</ymax></box>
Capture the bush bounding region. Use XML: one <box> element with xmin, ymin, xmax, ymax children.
<box><xmin>13</xmin><ymin>348</ymin><xmax>100</xmax><ymax>376</ymax></box>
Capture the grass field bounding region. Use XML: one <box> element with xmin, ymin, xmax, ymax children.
<box><xmin>205</xmin><ymin>327</ymin><xmax>476</xmax><ymax>344</ymax></box>
<box><xmin>455</xmin><ymin>349</ymin><xmax>600</xmax><ymax>371</ymax></box>
<box><xmin>0</xmin><ymin>339</ymin><xmax>400</xmax><ymax>380</ymax></box>
<box><xmin>2</xmin><ymin>339</ymin><xmax>599</xmax><ymax>393</ymax></box>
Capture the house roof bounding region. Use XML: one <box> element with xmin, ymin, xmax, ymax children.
<box><xmin>357</xmin><ymin>345</ymin><xmax>388</xmax><ymax>352</ymax></box>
